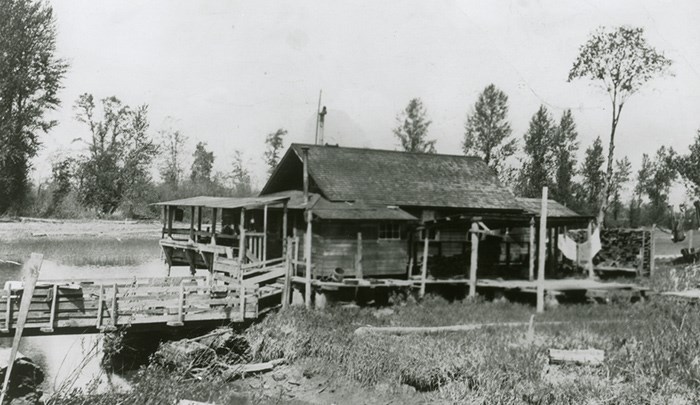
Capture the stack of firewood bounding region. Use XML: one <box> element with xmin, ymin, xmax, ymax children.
<box><xmin>570</xmin><ymin>229</ymin><xmax>651</xmax><ymax>273</ymax></box>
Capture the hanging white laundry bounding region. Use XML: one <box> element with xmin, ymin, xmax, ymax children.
<box><xmin>557</xmin><ymin>234</ymin><xmax>577</xmax><ymax>261</ymax></box>
<box><xmin>590</xmin><ymin>226</ymin><xmax>602</xmax><ymax>257</ymax></box>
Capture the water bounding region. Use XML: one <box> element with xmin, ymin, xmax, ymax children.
<box><xmin>0</xmin><ymin>258</ymin><xmax>205</xmax><ymax>396</ymax></box>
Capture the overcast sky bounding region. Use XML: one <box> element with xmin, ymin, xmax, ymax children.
<box><xmin>40</xmin><ymin>0</ymin><xmax>700</xmax><ymax>193</ymax></box>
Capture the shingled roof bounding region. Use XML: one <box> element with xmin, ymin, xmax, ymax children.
<box><xmin>261</xmin><ymin>144</ymin><xmax>522</xmax><ymax>211</ymax></box>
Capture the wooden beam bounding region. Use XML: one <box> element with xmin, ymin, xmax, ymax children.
<box><xmin>282</xmin><ymin>237</ymin><xmax>293</xmax><ymax>309</ymax></box>
<box><xmin>238</xmin><ymin>208</ymin><xmax>246</xmax><ymax>284</ymax></box>
<box><xmin>263</xmin><ymin>204</ymin><xmax>268</xmax><ymax>262</ymax></box>
<box><xmin>305</xmin><ymin>211</ymin><xmax>313</xmax><ymax>310</ymax></box>
<box><xmin>529</xmin><ymin>217</ymin><xmax>535</xmax><ymax>281</ymax></box>
<box><xmin>282</xmin><ymin>201</ymin><xmax>288</xmax><ymax>256</ymax></box>
<box><xmin>211</xmin><ymin>208</ymin><xmax>218</xmax><ymax>245</ymax></box>
<box><xmin>650</xmin><ymin>224</ymin><xmax>656</xmax><ymax>276</ymax></box>
<box><xmin>587</xmin><ymin>220</ymin><xmax>594</xmax><ymax>280</ymax></box>
<box><xmin>469</xmin><ymin>222</ymin><xmax>479</xmax><ymax>298</ymax></box>
<box><xmin>167</xmin><ymin>206</ymin><xmax>173</xmax><ymax>237</ymax></box>
<box><xmin>189</xmin><ymin>206</ymin><xmax>195</xmax><ymax>241</ymax></box>
<box><xmin>420</xmin><ymin>230</ymin><xmax>429</xmax><ymax>298</ymax></box>
<box><xmin>162</xmin><ymin>206</ymin><xmax>167</xmax><ymax>238</ymax></box>
<box><xmin>356</xmin><ymin>232</ymin><xmax>363</xmax><ymax>279</ymax></box>
<box><xmin>537</xmin><ymin>187</ymin><xmax>548</xmax><ymax>313</ymax></box>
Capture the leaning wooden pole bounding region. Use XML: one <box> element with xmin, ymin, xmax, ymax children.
<box><xmin>536</xmin><ymin>187</ymin><xmax>548</xmax><ymax>313</ymax></box>
<box><xmin>420</xmin><ymin>229</ymin><xmax>429</xmax><ymax>298</ymax></box>
<box><xmin>0</xmin><ymin>254</ymin><xmax>43</xmax><ymax>404</ymax></box>
<box><xmin>469</xmin><ymin>222</ymin><xmax>479</xmax><ymax>298</ymax></box>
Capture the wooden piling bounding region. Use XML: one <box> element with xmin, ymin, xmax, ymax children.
<box><xmin>537</xmin><ymin>188</ymin><xmax>548</xmax><ymax>313</ymax></box>
<box><xmin>587</xmin><ymin>220</ymin><xmax>594</xmax><ymax>279</ymax></box>
<box><xmin>305</xmin><ymin>210</ymin><xmax>312</xmax><ymax>310</ymax></box>
<box><xmin>420</xmin><ymin>229</ymin><xmax>429</xmax><ymax>298</ymax></box>
<box><xmin>356</xmin><ymin>232</ymin><xmax>363</xmax><ymax>279</ymax></box>
<box><xmin>469</xmin><ymin>222</ymin><xmax>479</xmax><ymax>298</ymax></box>
<box><xmin>528</xmin><ymin>217</ymin><xmax>535</xmax><ymax>281</ymax></box>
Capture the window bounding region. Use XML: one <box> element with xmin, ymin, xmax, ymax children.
<box><xmin>379</xmin><ymin>223</ymin><xmax>402</xmax><ymax>240</ymax></box>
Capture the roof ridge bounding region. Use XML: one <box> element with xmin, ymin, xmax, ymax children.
<box><xmin>291</xmin><ymin>143</ymin><xmax>482</xmax><ymax>160</ymax></box>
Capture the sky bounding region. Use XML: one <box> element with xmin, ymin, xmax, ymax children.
<box><xmin>39</xmin><ymin>0</ymin><xmax>700</xmax><ymax>196</ymax></box>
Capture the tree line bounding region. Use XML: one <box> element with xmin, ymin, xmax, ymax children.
<box><xmin>0</xmin><ymin>0</ymin><xmax>693</xmax><ymax>227</ymax></box>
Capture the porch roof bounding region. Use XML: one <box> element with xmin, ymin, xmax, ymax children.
<box><xmin>153</xmin><ymin>195</ymin><xmax>290</xmax><ymax>209</ymax></box>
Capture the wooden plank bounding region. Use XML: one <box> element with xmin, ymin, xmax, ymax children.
<box><xmin>420</xmin><ymin>231</ymin><xmax>429</xmax><ymax>298</ymax></box>
<box><xmin>529</xmin><ymin>217</ymin><xmax>535</xmax><ymax>281</ymax></box>
<box><xmin>549</xmin><ymin>348</ymin><xmax>604</xmax><ymax>365</ymax></box>
<box><xmin>537</xmin><ymin>187</ymin><xmax>548</xmax><ymax>313</ymax></box>
<box><xmin>469</xmin><ymin>222</ymin><xmax>478</xmax><ymax>298</ymax></box>
<box><xmin>305</xmin><ymin>211</ymin><xmax>312</xmax><ymax>309</ymax></box>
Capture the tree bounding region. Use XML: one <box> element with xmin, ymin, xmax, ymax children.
<box><xmin>463</xmin><ymin>84</ymin><xmax>517</xmax><ymax>176</ymax></box>
<box><xmin>677</xmin><ymin>130</ymin><xmax>700</xmax><ymax>197</ymax></box>
<box><xmin>393</xmin><ymin>98</ymin><xmax>436</xmax><ymax>153</ymax></box>
<box><xmin>48</xmin><ymin>156</ymin><xmax>75</xmax><ymax>214</ymax></box>
<box><xmin>568</xmin><ymin>26</ymin><xmax>672</xmax><ymax>225</ymax></box>
<box><xmin>636</xmin><ymin>147</ymin><xmax>677</xmax><ymax>223</ymax></box>
<box><xmin>264</xmin><ymin>128</ymin><xmax>286</xmax><ymax>175</ymax></box>
<box><xmin>516</xmin><ymin>105</ymin><xmax>556</xmax><ymax>198</ymax></box>
<box><xmin>578</xmin><ymin>137</ymin><xmax>606</xmax><ymax>215</ymax></box>
<box><xmin>230</xmin><ymin>150</ymin><xmax>252</xmax><ymax>197</ymax></box>
<box><xmin>158</xmin><ymin>128</ymin><xmax>187</xmax><ymax>189</ymax></box>
<box><xmin>191</xmin><ymin>142</ymin><xmax>214</xmax><ymax>183</ymax></box>
<box><xmin>609</xmin><ymin>157</ymin><xmax>632</xmax><ymax>223</ymax></box>
<box><xmin>74</xmin><ymin>94</ymin><xmax>158</xmax><ymax>215</ymax></box>
<box><xmin>0</xmin><ymin>0</ymin><xmax>68</xmax><ymax>213</ymax></box>
<box><xmin>551</xmin><ymin>110</ymin><xmax>579</xmax><ymax>206</ymax></box>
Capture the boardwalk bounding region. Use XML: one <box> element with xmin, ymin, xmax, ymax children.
<box><xmin>0</xmin><ymin>275</ymin><xmax>284</xmax><ymax>337</ymax></box>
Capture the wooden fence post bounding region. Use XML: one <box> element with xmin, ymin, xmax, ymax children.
<box><xmin>536</xmin><ymin>187</ymin><xmax>548</xmax><ymax>313</ymax></box>
<box><xmin>587</xmin><ymin>220</ymin><xmax>594</xmax><ymax>280</ymax></box>
<box><xmin>305</xmin><ymin>210</ymin><xmax>312</xmax><ymax>310</ymax></box>
<box><xmin>528</xmin><ymin>217</ymin><xmax>535</xmax><ymax>281</ymax></box>
<box><xmin>420</xmin><ymin>229</ymin><xmax>429</xmax><ymax>298</ymax></box>
<box><xmin>356</xmin><ymin>232</ymin><xmax>363</xmax><ymax>279</ymax></box>
<box><xmin>469</xmin><ymin>222</ymin><xmax>479</xmax><ymax>298</ymax></box>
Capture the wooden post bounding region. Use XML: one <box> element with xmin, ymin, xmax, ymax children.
<box><xmin>238</xmin><ymin>208</ymin><xmax>246</xmax><ymax>284</ymax></box>
<box><xmin>211</xmin><ymin>208</ymin><xmax>218</xmax><ymax>245</ymax></box>
<box><xmin>650</xmin><ymin>224</ymin><xmax>656</xmax><ymax>276</ymax></box>
<box><xmin>263</xmin><ymin>204</ymin><xmax>268</xmax><ymax>262</ymax></box>
<box><xmin>40</xmin><ymin>284</ymin><xmax>59</xmax><ymax>333</ymax></box>
<box><xmin>528</xmin><ymin>217</ymin><xmax>535</xmax><ymax>281</ymax></box>
<box><xmin>3</xmin><ymin>284</ymin><xmax>11</xmax><ymax>333</ymax></box>
<box><xmin>111</xmin><ymin>283</ymin><xmax>118</xmax><ymax>326</ymax></box>
<box><xmin>420</xmin><ymin>229</ymin><xmax>429</xmax><ymax>298</ymax></box>
<box><xmin>161</xmin><ymin>206</ymin><xmax>167</xmax><ymax>238</ymax></box>
<box><xmin>640</xmin><ymin>229</ymin><xmax>646</xmax><ymax>275</ymax></box>
<box><xmin>689</xmin><ymin>229</ymin><xmax>694</xmax><ymax>251</ymax></box>
<box><xmin>96</xmin><ymin>284</ymin><xmax>104</xmax><ymax>328</ymax></box>
<box><xmin>189</xmin><ymin>206</ymin><xmax>195</xmax><ymax>241</ymax></box>
<box><xmin>505</xmin><ymin>228</ymin><xmax>511</xmax><ymax>268</ymax></box>
<box><xmin>282</xmin><ymin>201</ymin><xmax>288</xmax><ymax>256</ymax></box>
<box><xmin>282</xmin><ymin>237</ymin><xmax>293</xmax><ymax>309</ymax></box>
<box><xmin>305</xmin><ymin>210</ymin><xmax>312</xmax><ymax>310</ymax></box>
<box><xmin>0</xmin><ymin>254</ymin><xmax>42</xmax><ymax>405</ymax></box>
<box><xmin>197</xmin><ymin>206</ymin><xmax>202</xmax><ymax>242</ymax></box>
<box><xmin>293</xmin><ymin>235</ymin><xmax>300</xmax><ymax>276</ymax></box>
<box><xmin>239</xmin><ymin>284</ymin><xmax>246</xmax><ymax>320</ymax></box>
<box><xmin>587</xmin><ymin>220</ymin><xmax>594</xmax><ymax>280</ymax></box>
<box><xmin>469</xmin><ymin>222</ymin><xmax>479</xmax><ymax>298</ymax></box>
<box><xmin>168</xmin><ymin>280</ymin><xmax>186</xmax><ymax>327</ymax></box>
<box><xmin>167</xmin><ymin>206</ymin><xmax>173</xmax><ymax>237</ymax></box>
<box><xmin>536</xmin><ymin>188</ymin><xmax>548</xmax><ymax>313</ymax></box>
<box><xmin>356</xmin><ymin>232</ymin><xmax>363</xmax><ymax>279</ymax></box>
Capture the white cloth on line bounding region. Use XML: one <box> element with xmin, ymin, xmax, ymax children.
<box><xmin>557</xmin><ymin>234</ymin><xmax>578</xmax><ymax>261</ymax></box>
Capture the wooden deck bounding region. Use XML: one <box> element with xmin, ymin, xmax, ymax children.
<box><xmin>0</xmin><ymin>275</ymin><xmax>285</xmax><ymax>337</ymax></box>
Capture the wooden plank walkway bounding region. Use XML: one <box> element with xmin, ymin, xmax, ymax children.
<box><xmin>0</xmin><ymin>275</ymin><xmax>284</xmax><ymax>337</ymax></box>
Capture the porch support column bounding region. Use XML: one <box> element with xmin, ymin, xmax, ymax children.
<box><xmin>211</xmin><ymin>208</ymin><xmax>218</xmax><ymax>245</ymax></box>
<box><xmin>469</xmin><ymin>221</ymin><xmax>479</xmax><ymax>298</ymax></box>
<box><xmin>420</xmin><ymin>228</ymin><xmax>429</xmax><ymax>298</ymax></box>
<box><xmin>167</xmin><ymin>206</ymin><xmax>173</xmax><ymax>237</ymax></box>
<box><xmin>189</xmin><ymin>206</ymin><xmax>195</xmax><ymax>242</ymax></box>
<box><xmin>536</xmin><ymin>187</ymin><xmax>548</xmax><ymax>313</ymax></box>
<box><xmin>587</xmin><ymin>220</ymin><xmax>594</xmax><ymax>279</ymax></box>
<box><xmin>305</xmin><ymin>210</ymin><xmax>313</xmax><ymax>310</ymax></box>
<box><xmin>161</xmin><ymin>206</ymin><xmax>166</xmax><ymax>238</ymax></box>
<box><xmin>238</xmin><ymin>208</ymin><xmax>247</xmax><ymax>284</ymax></box>
<box><xmin>282</xmin><ymin>201</ymin><xmax>288</xmax><ymax>255</ymax></box>
<box><xmin>263</xmin><ymin>204</ymin><xmax>268</xmax><ymax>262</ymax></box>
<box><xmin>528</xmin><ymin>217</ymin><xmax>535</xmax><ymax>281</ymax></box>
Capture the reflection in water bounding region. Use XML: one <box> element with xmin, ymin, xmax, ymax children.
<box><xmin>0</xmin><ymin>259</ymin><xmax>204</xmax><ymax>395</ymax></box>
